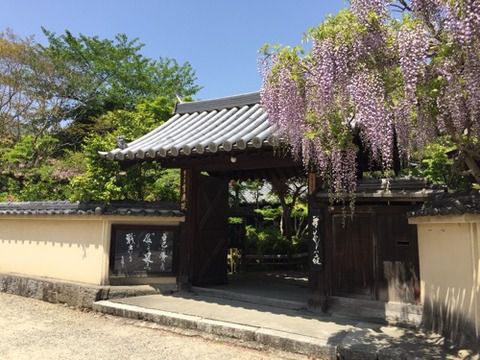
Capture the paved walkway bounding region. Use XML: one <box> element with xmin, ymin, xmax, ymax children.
<box><xmin>94</xmin><ymin>292</ymin><xmax>459</xmax><ymax>360</ymax></box>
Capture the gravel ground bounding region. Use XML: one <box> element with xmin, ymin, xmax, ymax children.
<box><xmin>0</xmin><ymin>293</ymin><xmax>309</xmax><ymax>360</ymax></box>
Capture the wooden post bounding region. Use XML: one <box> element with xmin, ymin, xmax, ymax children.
<box><xmin>177</xmin><ymin>168</ymin><xmax>197</xmax><ymax>290</ymax></box>
<box><xmin>307</xmin><ymin>189</ymin><xmax>329</xmax><ymax>312</ymax></box>
<box><xmin>180</xmin><ymin>168</ymin><xmax>188</xmax><ymax>211</ymax></box>
<box><xmin>308</xmin><ymin>172</ymin><xmax>317</xmax><ymax>195</ymax></box>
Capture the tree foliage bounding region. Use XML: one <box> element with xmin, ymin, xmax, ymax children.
<box><xmin>229</xmin><ymin>178</ymin><xmax>308</xmax><ymax>245</ymax></box>
<box><xmin>409</xmin><ymin>137</ymin><xmax>470</xmax><ymax>191</ymax></box>
<box><xmin>41</xmin><ymin>28</ymin><xmax>200</xmax><ymax>147</ymax></box>
<box><xmin>260</xmin><ymin>0</ymin><xmax>480</xmax><ymax>200</ymax></box>
<box><xmin>0</xmin><ymin>29</ymin><xmax>198</xmax><ymax>202</ymax></box>
<box><xmin>69</xmin><ymin>97</ymin><xmax>180</xmax><ymax>202</ymax></box>
<box><xmin>0</xmin><ymin>30</ymin><xmax>68</xmax><ymax>142</ymax></box>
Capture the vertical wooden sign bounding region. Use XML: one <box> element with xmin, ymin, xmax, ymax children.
<box><xmin>180</xmin><ymin>168</ymin><xmax>188</xmax><ymax>211</ymax></box>
<box><xmin>309</xmin><ymin>208</ymin><xmax>324</xmax><ymax>271</ymax></box>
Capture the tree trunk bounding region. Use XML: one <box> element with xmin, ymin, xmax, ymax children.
<box><xmin>277</xmin><ymin>193</ymin><xmax>294</xmax><ymax>241</ymax></box>
<box><xmin>463</xmin><ymin>153</ymin><xmax>480</xmax><ymax>184</ymax></box>
<box><xmin>271</xmin><ymin>178</ymin><xmax>294</xmax><ymax>242</ymax></box>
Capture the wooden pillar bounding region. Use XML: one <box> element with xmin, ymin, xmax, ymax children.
<box><xmin>307</xmin><ymin>187</ymin><xmax>329</xmax><ymax>312</ymax></box>
<box><xmin>308</xmin><ymin>172</ymin><xmax>317</xmax><ymax>195</ymax></box>
<box><xmin>180</xmin><ymin>168</ymin><xmax>188</xmax><ymax>211</ymax></box>
<box><xmin>177</xmin><ymin>167</ymin><xmax>198</xmax><ymax>290</ymax></box>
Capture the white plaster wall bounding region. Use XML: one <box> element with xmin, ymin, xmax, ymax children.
<box><xmin>0</xmin><ymin>215</ymin><xmax>185</xmax><ymax>286</ymax></box>
<box><xmin>0</xmin><ymin>217</ymin><xmax>106</xmax><ymax>285</ymax></box>
<box><xmin>410</xmin><ymin>215</ymin><xmax>480</xmax><ymax>344</ymax></box>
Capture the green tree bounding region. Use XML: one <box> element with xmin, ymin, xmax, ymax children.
<box><xmin>408</xmin><ymin>138</ymin><xmax>470</xmax><ymax>192</ymax></box>
<box><xmin>0</xmin><ymin>29</ymin><xmax>199</xmax><ymax>202</ymax></box>
<box><xmin>270</xmin><ymin>178</ymin><xmax>307</xmax><ymax>243</ymax></box>
<box><xmin>41</xmin><ymin>29</ymin><xmax>200</xmax><ymax>148</ymax></box>
<box><xmin>0</xmin><ymin>30</ymin><xmax>68</xmax><ymax>142</ymax></box>
<box><xmin>229</xmin><ymin>178</ymin><xmax>308</xmax><ymax>248</ymax></box>
<box><xmin>69</xmin><ymin>97</ymin><xmax>180</xmax><ymax>202</ymax></box>
<box><xmin>0</xmin><ymin>134</ymin><xmax>74</xmax><ymax>201</ymax></box>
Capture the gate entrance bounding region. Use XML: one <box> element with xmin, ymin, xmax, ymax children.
<box><xmin>191</xmin><ymin>174</ymin><xmax>229</xmax><ymax>286</ymax></box>
<box><xmin>102</xmin><ymin>92</ymin><xmax>433</xmax><ymax>315</ymax></box>
<box><xmin>184</xmin><ymin>166</ymin><xmax>307</xmax><ymax>302</ymax></box>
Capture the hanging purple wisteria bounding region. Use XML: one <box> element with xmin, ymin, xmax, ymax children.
<box><xmin>260</xmin><ymin>0</ymin><xmax>480</xmax><ymax>202</ymax></box>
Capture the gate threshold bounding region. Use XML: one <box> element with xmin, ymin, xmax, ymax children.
<box><xmin>191</xmin><ymin>286</ymin><xmax>307</xmax><ymax>311</ymax></box>
<box><xmin>192</xmin><ymin>286</ymin><xmax>423</xmax><ymax>327</ymax></box>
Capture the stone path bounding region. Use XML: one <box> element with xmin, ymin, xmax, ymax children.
<box><xmin>95</xmin><ymin>292</ymin><xmax>460</xmax><ymax>360</ymax></box>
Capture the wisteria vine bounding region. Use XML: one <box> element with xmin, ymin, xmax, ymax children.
<box><xmin>260</xmin><ymin>0</ymin><xmax>480</xmax><ymax>203</ymax></box>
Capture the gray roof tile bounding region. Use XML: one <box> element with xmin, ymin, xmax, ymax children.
<box><xmin>100</xmin><ymin>92</ymin><xmax>282</xmax><ymax>161</ymax></box>
<box><xmin>175</xmin><ymin>92</ymin><xmax>261</xmax><ymax>114</ymax></box>
<box><xmin>0</xmin><ymin>201</ymin><xmax>184</xmax><ymax>217</ymax></box>
<box><xmin>409</xmin><ymin>193</ymin><xmax>480</xmax><ymax>217</ymax></box>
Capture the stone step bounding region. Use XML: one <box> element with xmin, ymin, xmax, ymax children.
<box><xmin>93</xmin><ymin>295</ymin><xmax>453</xmax><ymax>360</ymax></box>
<box><xmin>93</xmin><ymin>299</ymin><xmax>337</xmax><ymax>359</ymax></box>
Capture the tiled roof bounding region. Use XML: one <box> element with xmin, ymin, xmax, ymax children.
<box><xmin>355</xmin><ymin>178</ymin><xmax>437</xmax><ymax>193</ymax></box>
<box><xmin>409</xmin><ymin>193</ymin><xmax>480</xmax><ymax>217</ymax></box>
<box><xmin>0</xmin><ymin>201</ymin><xmax>184</xmax><ymax>217</ymax></box>
<box><xmin>315</xmin><ymin>178</ymin><xmax>442</xmax><ymax>200</ymax></box>
<box><xmin>99</xmin><ymin>92</ymin><xmax>282</xmax><ymax>161</ymax></box>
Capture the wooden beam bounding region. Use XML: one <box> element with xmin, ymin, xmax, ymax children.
<box><xmin>160</xmin><ymin>149</ymin><xmax>300</xmax><ymax>171</ymax></box>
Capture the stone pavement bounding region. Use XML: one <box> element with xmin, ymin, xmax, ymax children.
<box><xmin>93</xmin><ymin>292</ymin><xmax>458</xmax><ymax>360</ymax></box>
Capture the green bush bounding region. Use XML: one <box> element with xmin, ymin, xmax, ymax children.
<box><xmin>245</xmin><ymin>225</ymin><xmax>294</xmax><ymax>255</ymax></box>
<box><xmin>407</xmin><ymin>137</ymin><xmax>471</xmax><ymax>192</ymax></box>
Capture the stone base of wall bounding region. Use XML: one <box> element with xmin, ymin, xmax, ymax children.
<box><xmin>0</xmin><ymin>273</ymin><xmax>175</xmax><ymax>308</ymax></box>
<box><xmin>385</xmin><ymin>301</ymin><xmax>423</xmax><ymax>327</ymax></box>
<box><xmin>324</xmin><ymin>296</ymin><xmax>423</xmax><ymax>328</ymax></box>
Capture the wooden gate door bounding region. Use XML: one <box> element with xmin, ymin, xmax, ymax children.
<box><xmin>191</xmin><ymin>174</ymin><xmax>228</xmax><ymax>286</ymax></box>
<box><xmin>376</xmin><ymin>209</ymin><xmax>420</xmax><ymax>303</ymax></box>
<box><xmin>331</xmin><ymin>213</ymin><xmax>375</xmax><ymax>299</ymax></box>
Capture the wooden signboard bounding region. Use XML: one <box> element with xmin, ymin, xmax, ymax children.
<box><xmin>309</xmin><ymin>208</ymin><xmax>324</xmax><ymax>272</ymax></box>
<box><xmin>109</xmin><ymin>225</ymin><xmax>177</xmax><ymax>277</ymax></box>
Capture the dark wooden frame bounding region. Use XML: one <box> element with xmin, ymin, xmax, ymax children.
<box><xmin>310</xmin><ymin>201</ymin><xmax>421</xmax><ymax>304</ymax></box>
<box><xmin>136</xmin><ymin>145</ymin><xmax>423</xmax><ymax>306</ymax></box>
<box><xmin>109</xmin><ymin>224</ymin><xmax>180</xmax><ymax>278</ymax></box>
<box><xmin>176</xmin><ymin>149</ymin><xmax>305</xmax><ymax>286</ymax></box>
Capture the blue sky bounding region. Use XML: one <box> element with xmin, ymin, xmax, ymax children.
<box><xmin>2</xmin><ymin>0</ymin><xmax>346</xmax><ymax>100</ymax></box>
